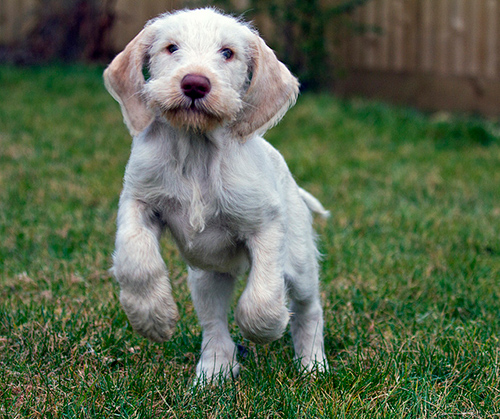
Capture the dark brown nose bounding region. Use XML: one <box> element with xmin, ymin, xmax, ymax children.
<box><xmin>181</xmin><ymin>74</ymin><xmax>211</xmax><ymax>100</ymax></box>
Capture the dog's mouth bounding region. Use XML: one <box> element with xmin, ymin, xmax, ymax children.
<box><xmin>160</xmin><ymin>99</ymin><xmax>225</xmax><ymax>132</ymax></box>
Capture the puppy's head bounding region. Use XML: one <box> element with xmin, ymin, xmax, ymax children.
<box><xmin>104</xmin><ymin>8</ymin><xmax>299</xmax><ymax>139</ymax></box>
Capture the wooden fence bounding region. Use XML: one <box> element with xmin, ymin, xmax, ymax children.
<box><xmin>1</xmin><ymin>0</ymin><xmax>499</xmax><ymax>114</ymax></box>
<box><xmin>109</xmin><ymin>0</ymin><xmax>183</xmax><ymax>51</ymax></box>
<box><xmin>335</xmin><ymin>0</ymin><xmax>500</xmax><ymax>115</ymax></box>
<box><xmin>343</xmin><ymin>0</ymin><xmax>499</xmax><ymax>79</ymax></box>
<box><xmin>0</xmin><ymin>0</ymin><xmax>181</xmax><ymax>49</ymax></box>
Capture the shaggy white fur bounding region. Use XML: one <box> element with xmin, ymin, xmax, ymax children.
<box><xmin>104</xmin><ymin>8</ymin><xmax>328</xmax><ymax>382</ymax></box>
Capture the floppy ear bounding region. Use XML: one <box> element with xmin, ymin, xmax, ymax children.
<box><xmin>104</xmin><ymin>28</ymin><xmax>154</xmax><ymax>136</ymax></box>
<box><xmin>231</xmin><ymin>34</ymin><xmax>300</xmax><ymax>140</ymax></box>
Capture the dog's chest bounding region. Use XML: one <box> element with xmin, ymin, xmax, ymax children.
<box><xmin>154</xmin><ymin>195</ymin><xmax>248</xmax><ymax>272</ymax></box>
<box><xmin>140</xmin><ymin>163</ymin><xmax>249</xmax><ymax>271</ymax></box>
<box><xmin>126</xmin><ymin>131</ymin><xmax>270</xmax><ymax>271</ymax></box>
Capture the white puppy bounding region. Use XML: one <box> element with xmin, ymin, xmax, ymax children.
<box><xmin>104</xmin><ymin>8</ymin><xmax>328</xmax><ymax>382</ymax></box>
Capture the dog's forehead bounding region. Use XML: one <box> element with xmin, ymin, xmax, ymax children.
<box><xmin>150</xmin><ymin>9</ymin><xmax>253</xmax><ymax>52</ymax></box>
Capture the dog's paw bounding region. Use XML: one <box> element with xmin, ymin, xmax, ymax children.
<box><xmin>295</xmin><ymin>353</ymin><xmax>329</xmax><ymax>374</ymax></box>
<box><xmin>194</xmin><ymin>347</ymin><xmax>240</xmax><ymax>386</ymax></box>
<box><xmin>235</xmin><ymin>295</ymin><xmax>289</xmax><ymax>344</ymax></box>
<box><xmin>194</xmin><ymin>360</ymin><xmax>241</xmax><ymax>386</ymax></box>
<box><xmin>120</xmin><ymin>288</ymin><xmax>179</xmax><ymax>342</ymax></box>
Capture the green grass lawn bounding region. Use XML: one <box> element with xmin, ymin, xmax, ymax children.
<box><xmin>1</xmin><ymin>65</ymin><xmax>499</xmax><ymax>418</ymax></box>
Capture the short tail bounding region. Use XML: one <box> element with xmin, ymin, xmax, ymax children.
<box><xmin>299</xmin><ymin>188</ymin><xmax>330</xmax><ymax>219</ymax></box>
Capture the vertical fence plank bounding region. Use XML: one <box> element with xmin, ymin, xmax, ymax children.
<box><xmin>351</xmin><ymin>6</ymin><xmax>364</xmax><ymax>69</ymax></box>
<box><xmin>467</xmin><ymin>0</ymin><xmax>481</xmax><ymax>76</ymax></box>
<box><xmin>451</xmin><ymin>0</ymin><xmax>465</xmax><ymax>76</ymax></box>
<box><xmin>485</xmin><ymin>0</ymin><xmax>498</xmax><ymax>78</ymax></box>
<box><xmin>365</xmin><ymin>0</ymin><xmax>377</xmax><ymax>68</ymax></box>
<box><xmin>437</xmin><ymin>0</ymin><xmax>450</xmax><ymax>75</ymax></box>
<box><xmin>420</xmin><ymin>0</ymin><xmax>434</xmax><ymax>73</ymax></box>
<box><xmin>392</xmin><ymin>0</ymin><xmax>404</xmax><ymax>71</ymax></box>
<box><xmin>393</xmin><ymin>0</ymin><xmax>402</xmax><ymax>71</ymax></box>
<box><xmin>406</xmin><ymin>0</ymin><xmax>419</xmax><ymax>71</ymax></box>
<box><xmin>379</xmin><ymin>0</ymin><xmax>390</xmax><ymax>70</ymax></box>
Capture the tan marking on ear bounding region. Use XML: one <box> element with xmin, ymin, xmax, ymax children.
<box><xmin>104</xmin><ymin>28</ymin><xmax>154</xmax><ymax>136</ymax></box>
<box><xmin>231</xmin><ymin>34</ymin><xmax>299</xmax><ymax>141</ymax></box>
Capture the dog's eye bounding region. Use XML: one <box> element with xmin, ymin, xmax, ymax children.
<box><xmin>166</xmin><ymin>44</ymin><xmax>179</xmax><ymax>54</ymax></box>
<box><xmin>221</xmin><ymin>48</ymin><xmax>234</xmax><ymax>61</ymax></box>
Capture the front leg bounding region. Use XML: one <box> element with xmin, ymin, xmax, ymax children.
<box><xmin>188</xmin><ymin>269</ymin><xmax>239</xmax><ymax>383</ymax></box>
<box><xmin>112</xmin><ymin>194</ymin><xmax>179</xmax><ymax>342</ymax></box>
<box><xmin>236</xmin><ymin>221</ymin><xmax>290</xmax><ymax>344</ymax></box>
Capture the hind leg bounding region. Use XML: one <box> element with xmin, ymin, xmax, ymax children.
<box><xmin>290</xmin><ymin>295</ymin><xmax>327</xmax><ymax>372</ymax></box>
<box><xmin>287</xmin><ymin>258</ymin><xmax>327</xmax><ymax>372</ymax></box>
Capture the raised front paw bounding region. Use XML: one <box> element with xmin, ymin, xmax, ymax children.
<box><xmin>119</xmin><ymin>287</ymin><xmax>179</xmax><ymax>342</ymax></box>
<box><xmin>235</xmin><ymin>293</ymin><xmax>290</xmax><ymax>344</ymax></box>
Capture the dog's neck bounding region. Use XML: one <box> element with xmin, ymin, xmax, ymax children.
<box><xmin>147</xmin><ymin>117</ymin><xmax>232</xmax><ymax>150</ymax></box>
<box><xmin>133</xmin><ymin>118</ymin><xmax>229</xmax><ymax>232</ymax></box>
